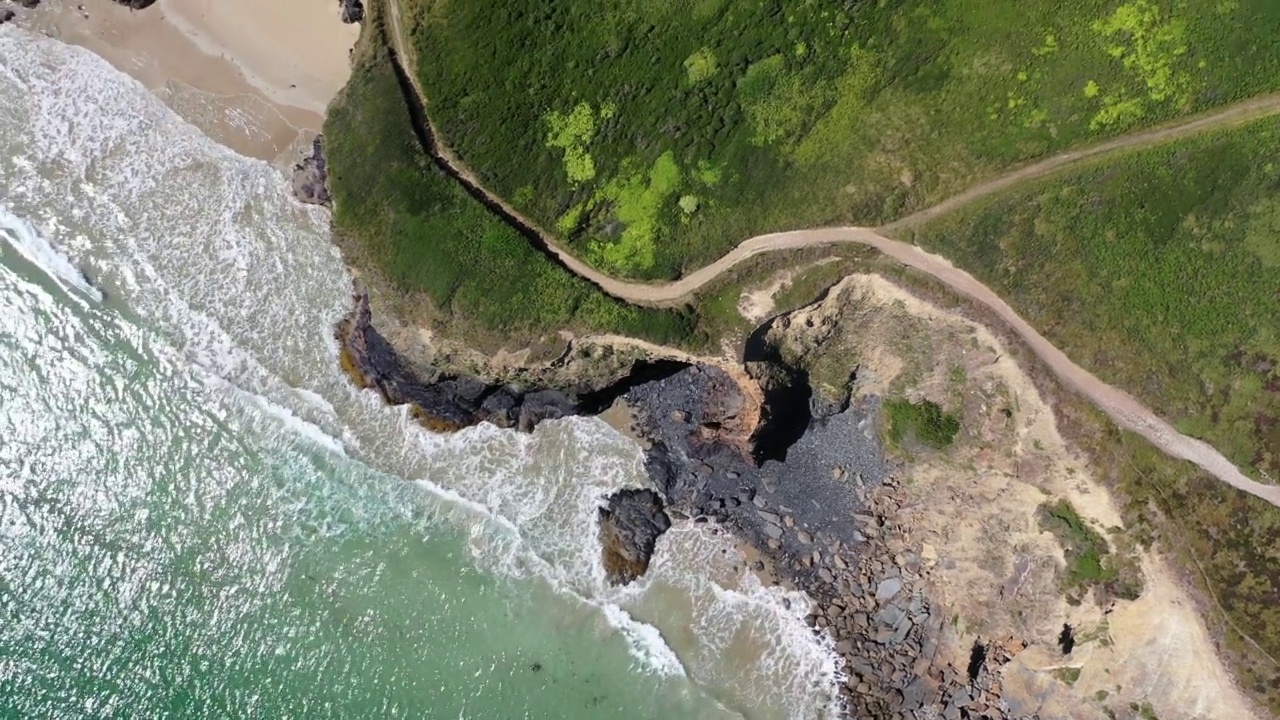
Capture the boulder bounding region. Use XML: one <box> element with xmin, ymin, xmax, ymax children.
<box><xmin>598</xmin><ymin>489</ymin><xmax>671</xmax><ymax>585</ymax></box>
<box><xmin>339</xmin><ymin>0</ymin><xmax>363</xmax><ymax>23</ymax></box>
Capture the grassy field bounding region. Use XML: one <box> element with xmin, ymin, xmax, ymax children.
<box><xmin>406</xmin><ymin>0</ymin><xmax>1280</xmax><ymax>280</ymax></box>
<box><xmin>324</xmin><ymin>23</ymin><xmax>697</xmax><ymax>350</ymax></box>
<box><xmin>909</xmin><ymin>116</ymin><xmax>1280</xmax><ymax>483</ymax></box>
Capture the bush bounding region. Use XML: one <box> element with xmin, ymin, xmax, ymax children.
<box><xmin>886</xmin><ymin>399</ymin><xmax>960</xmax><ymax>449</ymax></box>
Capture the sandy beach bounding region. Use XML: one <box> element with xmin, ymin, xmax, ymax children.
<box><xmin>22</xmin><ymin>0</ymin><xmax>359</xmax><ymax>162</ymax></box>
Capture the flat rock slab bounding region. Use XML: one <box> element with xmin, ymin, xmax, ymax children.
<box><xmin>876</xmin><ymin>577</ymin><xmax>903</xmax><ymax>602</ymax></box>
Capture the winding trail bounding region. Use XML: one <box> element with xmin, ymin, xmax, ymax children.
<box><xmin>382</xmin><ymin>0</ymin><xmax>1280</xmax><ymax>509</ymax></box>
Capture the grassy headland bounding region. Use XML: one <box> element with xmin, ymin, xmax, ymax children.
<box><xmin>908</xmin><ymin>117</ymin><xmax>1280</xmax><ymax>483</ymax></box>
<box><xmin>323</xmin><ymin>17</ymin><xmax>697</xmax><ymax>351</ymax></box>
<box><xmin>404</xmin><ymin>0</ymin><xmax>1280</xmax><ymax>279</ymax></box>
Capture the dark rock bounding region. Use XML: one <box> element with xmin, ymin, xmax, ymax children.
<box><xmin>291</xmin><ymin>135</ymin><xmax>331</xmax><ymax>206</ymax></box>
<box><xmin>110</xmin><ymin>0</ymin><xmax>157</xmax><ymax>8</ymax></box>
<box><xmin>598</xmin><ymin>488</ymin><xmax>671</xmax><ymax>586</ymax></box>
<box><xmin>0</xmin><ymin>9</ymin><xmax>14</xmax><ymax>23</ymax></box>
<box><xmin>335</xmin><ymin>287</ymin><xmax>686</xmax><ymax>434</ymax></box>
<box><xmin>339</xmin><ymin>0</ymin><xmax>363</xmax><ymax>23</ymax></box>
<box><xmin>19</xmin><ymin>0</ymin><xmax>40</xmax><ymax>8</ymax></box>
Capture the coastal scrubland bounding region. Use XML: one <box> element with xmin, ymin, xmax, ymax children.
<box><xmin>404</xmin><ymin>0</ymin><xmax>1280</xmax><ymax>279</ymax></box>
<box><xmin>323</xmin><ymin>24</ymin><xmax>696</xmax><ymax>348</ymax></box>
<box><xmin>909</xmin><ymin>117</ymin><xmax>1280</xmax><ymax>484</ymax></box>
<box><xmin>862</xmin><ymin>260</ymin><xmax>1280</xmax><ymax>714</ymax></box>
<box><xmin>899</xmin><ymin>118</ymin><xmax>1280</xmax><ymax>706</ymax></box>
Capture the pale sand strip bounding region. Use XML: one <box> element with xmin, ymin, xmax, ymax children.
<box><xmin>27</xmin><ymin>0</ymin><xmax>359</xmax><ymax>162</ymax></box>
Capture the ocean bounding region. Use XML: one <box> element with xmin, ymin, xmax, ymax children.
<box><xmin>0</xmin><ymin>30</ymin><xmax>842</xmax><ymax>718</ymax></box>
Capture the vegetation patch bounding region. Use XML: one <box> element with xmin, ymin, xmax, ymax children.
<box><xmin>911</xmin><ymin>117</ymin><xmax>1280</xmax><ymax>482</ymax></box>
<box><xmin>325</xmin><ymin>30</ymin><xmax>696</xmax><ymax>349</ymax></box>
<box><xmin>683</xmin><ymin>47</ymin><xmax>719</xmax><ymax>86</ymax></box>
<box><xmin>886</xmin><ymin>399</ymin><xmax>961</xmax><ymax>450</ymax></box>
<box><xmin>544</xmin><ymin>102</ymin><xmax>603</xmax><ymax>186</ymax></box>
<box><xmin>1037</xmin><ymin>499</ymin><xmax>1141</xmax><ymax>602</ymax></box>
<box><xmin>411</xmin><ymin>0</ymin><xmax>1280</xmax><ymax>278</ymax></box>
<box><xmin>1053</xmin><ymin>666</ymin><xmax>1083</xmax><ymax>685</ymax></box>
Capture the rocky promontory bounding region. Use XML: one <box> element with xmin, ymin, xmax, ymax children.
<box><xmin>334</xmin><ymin>285</ymin><xmax>1024</xmax><ymax>717</ymax></box>
<box><xmin>598</xmin><ymin>488</ymin><xmax>671</xmax><ymax>586</ymax></box>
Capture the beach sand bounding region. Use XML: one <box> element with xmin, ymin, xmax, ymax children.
<box><xmin>24</xmin><ymin>0</ymin><xmax>359</xmax><ymax>163</ymax></box>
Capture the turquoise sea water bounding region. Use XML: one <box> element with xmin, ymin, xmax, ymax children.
<box><xmin>0</xmin><ymin>30</ymin><xmax>842</xmax><ymax>719</ymax></box>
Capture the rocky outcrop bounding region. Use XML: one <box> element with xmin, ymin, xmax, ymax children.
<box><xmin>339</xmin><ymin>0</ymin><xmax>363</xmax><ymax>23</ymax></box>
<box><xmin>292</xmin><ymin>135</ymin><xmax>331</xmax><ymax>207</ymax></box>
<box><xmin>335</xmin><ymin>288</ymin><xmax>1037</xmax><ymax>717</ymax></box>
<box><xmin>337</xmin><ymin>288</ymin><xmax>589</xmax><ymax>431</ymax></box>
<box><xmin>598</xmin><ymin>489</ymin><xmax>671</xmax><ymax>586</ymax></box>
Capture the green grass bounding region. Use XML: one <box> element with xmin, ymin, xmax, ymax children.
<box><xmin>324</xmin><ymin>27</ymin><xmax>697</xmax><ymax>350</ymax></box>
<box><xmin>1053</xmin><ymin>666</ymin><xmax>1083</xmax><ymax>685</ymax></box>
<box><xmin>1038</xmin><ymin>499</ymin><xmax>1142</xmax><ymax>602</ymax></box>
<box><xmin>885</xmin><ymin>399</ymin><xmax>961</xmax><ymax>449</ymax></box>
<box><xmin>406</xmin><ymin>0</ymin><xmax>1280</xmax><ymax>280</ymax></box>
<box><xmin>910</xmin><ymin>116</ymin><xmax>1280</xmax><ymax>482</ymax></box>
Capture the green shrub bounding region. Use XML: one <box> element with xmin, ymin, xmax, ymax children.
<box><xmin>886</xmin><ymin>399</ymin><xmax>961</xmax><ymax>449</ymax></box>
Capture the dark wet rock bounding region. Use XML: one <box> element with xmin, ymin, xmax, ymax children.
<box><xmin>598</xmin><ymin>488</ymin><xmax>671</xmax><ymax>585</ymax></box>
<box><xmin>339</xmin><ymin>0</ymin><xmax>363</xmax><ymax>23</ymax></box>
<box><xmin>292</xmin><ymin>135</ymin><xmax>331</xmax><ymax>206</ymax></box>
<box><xmin>111</xmin><ymin>0</ymin><xmax>157</xmax><ymax>8</ymax></box>
<box><xmin>18</xmin><ymin>0</ymin><xmax>40</xmax><ymax>8</ymax></box>
<box><xmin>336</xmin><ymin>287</ymin><xmax>687</xmax><ymax>433</ymax></box>
<box><xmin>0</xmin><ymin>8</ymin><xmax>14</xmax><ymax>23</ymax></box>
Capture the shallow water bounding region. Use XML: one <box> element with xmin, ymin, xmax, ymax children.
<box><xmin>0</xmin><ymin>30</ymin><xmax>842</xmax><ymax>719</ymax></box>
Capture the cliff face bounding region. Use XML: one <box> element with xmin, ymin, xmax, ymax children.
<box><xmin>335</xmin><ymin>272</ymin><xmax>1245</xmax><ymax>720</ymax></box>
<box><xmin>338</xmin><ymin>289</ymin><xmax>606</xmax><ymax>431</ymax></box>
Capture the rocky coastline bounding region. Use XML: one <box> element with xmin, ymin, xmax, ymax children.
<box><xmin>335</xmin><ymin>286</ymin><xmax>1028</xmax><ymax>719</ymax></box>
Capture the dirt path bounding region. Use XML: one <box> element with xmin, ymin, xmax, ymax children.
<box><xmin>382</xmin><ymin>0</ymin><xmax>1280</xmax><ymax>510</ymax></box>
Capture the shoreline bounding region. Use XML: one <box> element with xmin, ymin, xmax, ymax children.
<box><xmin>21</xmin><ymin>0</ymin><xmax>358</xmax><ymax>163</ymax></box>
<box><xmin>334</xmin><ymin>284</ymin><xmax>998</xmax><ymax>719</ymax></box>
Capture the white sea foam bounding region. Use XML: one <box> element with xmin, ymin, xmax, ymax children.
<box><xmin>0</xmin><ymin>205</ymin><xmax>103</xmax><ymax>303</ymax></box>
<box><xmin>602</xmin><ymin>603</ymin><xmax>689</xmax><ymax>677</ymax></box>
<box><xmin>234</xmin><ymin>384</ymin><xmax>348</xmax><ymax>457</ymax></box>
